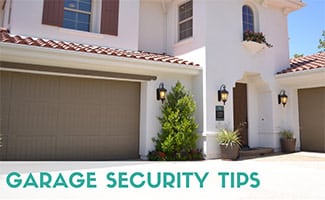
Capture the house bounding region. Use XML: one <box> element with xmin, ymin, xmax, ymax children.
<box><xmin>0</xmin><ymin>0</ymin><xmax>323</xmax><ymax>161</ymax></box>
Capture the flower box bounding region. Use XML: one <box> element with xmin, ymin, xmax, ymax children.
<box><xmin>242</xmin><ymin>30</ymin><xmax>272</xmax><ymax>54</ymax></box>
<box><xmin>242</xmin><ymin>40</ymin><xmax>267</xmax><ymax>54</ymax></box>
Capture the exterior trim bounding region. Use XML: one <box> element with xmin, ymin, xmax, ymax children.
<box><xmin>0</xmin><ymin>42</ymin><xmax>202</xmax><ymax>76</ymax></box>
<box><xmin>0</xmin><ymin>61</ymin><xmax>157</xmax><ymax>81</ymax></box>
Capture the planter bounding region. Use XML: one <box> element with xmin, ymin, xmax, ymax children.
<box><xmin>242</xmin><ymin>41</ymin><xmax>267</xmax><ymax>54</ymax></box>
<box><xmin>219</xmin><ymin>144</ymin><xmax>240</xmax><ymax>160</ymax></box>
<box><xmin>280</xmin><ymin>138</ymin><xmax>296</xmax><ymax>153</ymax></box>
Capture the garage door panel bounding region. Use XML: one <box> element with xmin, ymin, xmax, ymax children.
<box><xmin>58</xmin><ymin>104</ymin><xmax>104</xmax><ymax>134</ymax></box>
<box><xmin>7</xmin><ymin>135</ymin><xmax>57</xmax><ymax>160</ymax></box>
<box><xmin>1</xmin><ymin>71</ymin><xmax>140</xmax><ymax>160</ymax></box>
<box><xmin>1</xmin><ymin>97</ymin><xmax>10</xmax><ymax>133</ymax></box>
<box><xmin>10</xmin><ymin>102</ymin><xmax>59</xmax><ymax>133</ymax></box>
<box><xmin>59</xmin><ymin>77</ymin><xmax>105</xmax><ymax>105</ymax></box>
<box><xmin>103</xmin><ymin>81</ymin><xmax>140</xmax><ymax>105</ymax></box>
<box><xmin>105</xmin><ymin>135</ymin><xmax>139</xmax><ymax>159</ymax></box>
<box><xmin>299</xmin><ymin>87</ymin><xmax>325</xmax><ymax>152</ymax></box>
<box><xmin>11</xmin><ymin>73</ymin><xmax>59</xmax><ymax>102</ymax></box>
<box><xmin>0</xmin><ymin>71</ymin><xmax>12</xmax><ymax>98</ymax></box>
<box><xmin>0</xmin><ymin>135</ymin><xmax>8</xmax><ymax>160</ymax></box>
<box><xmin>56</xmin><ymin>135</ymin><xmax>137</xmax><ymax>160</ymax></box>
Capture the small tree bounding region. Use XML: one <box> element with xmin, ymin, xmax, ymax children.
<box><xmin>293</xmin><ymin>53</ymin><xmax>304</xmax><ymax>58</ymax></box>
<box><xmin>152</xmin><ymin>81</ymin><xmax>200</xmax><ymax>160</ymax></box>
<box><xmin>317</xmin><ymin>31</ymin><xmax>325</xmax><ymax>52</ymax></box>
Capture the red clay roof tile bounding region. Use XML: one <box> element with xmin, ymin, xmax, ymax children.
<box><xmin>277</xmin><ymin>52</ymin><xmax>325</xmax><ymax>74</ymax></box>
<box><xmin>0</xmin><ymin>28</ymin><xmax>200</xmax><ymax>67</ymax></box>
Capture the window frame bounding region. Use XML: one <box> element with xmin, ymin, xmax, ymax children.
<box><xmin>63</xmin><ymin>0</ymin><xmax>93</xmax><ymax>32</ymax></box>
<box><xmin>242</xmin><ymin>5</ymin><xmax>254</xmax><ymax>32</ymax></box>
<box><xmin>178</xmin><ymin>0</ymin><xmax>193</xmax><ymax>41</ymax></box>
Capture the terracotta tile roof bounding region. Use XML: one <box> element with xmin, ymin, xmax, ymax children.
<box><xmin>0</xmin><ymin>28</ymin><xmax>199</xmax><ymax>67</ymax></box>
<box><xmin>277</xmin><ymin>52</ymin><xmax>325</xmax><ymax>74</ymax></box>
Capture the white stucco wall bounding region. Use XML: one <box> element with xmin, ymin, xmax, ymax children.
<box><xmin>4</xmin><ymin>0</ymin><xmax>140</xmax><ymax>51</ymax></box>
<box><xmin>161</xmin><ymin>0</ymin><xmax>300</xmax><ymax>158</ymax></box>
<box><xmin>138</xmin><ymin>0</ymin><xmax>165</xmax><ymax>54</ymax></box>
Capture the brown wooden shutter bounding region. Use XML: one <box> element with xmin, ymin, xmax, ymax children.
<box><xmin>42</xmin><ymin>0</ymin><xmax>64</xmax><ymax>27</ymax></box>
<box><xmin>101</xmin><ymin>0</ymin><xmax>119</xmax><ymax>36</ymax></box>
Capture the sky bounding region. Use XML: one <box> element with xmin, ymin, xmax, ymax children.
<box><xmin>288</xmin><ymin>0</ymin><xmax>325</xmax><ymax>58</ymax></box>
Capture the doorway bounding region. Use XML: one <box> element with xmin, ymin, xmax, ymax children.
<box><xmin>233</xmin><ymin>82</ymin><xmax>249</xmax><ymax>148</ymax></box>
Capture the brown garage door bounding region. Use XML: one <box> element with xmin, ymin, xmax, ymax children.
<box><xmin>298</xmin><ymin>87</ymin><xmax>325</xmax><ymax>152</ymax></box>
<box><xmin>0</xmin><ymin>71</ymin><xmax>140</xmax><ymax>160</ymax></box>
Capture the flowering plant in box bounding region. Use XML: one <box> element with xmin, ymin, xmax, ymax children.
<box><xmin>243</xmin><ymin>30</ymin><xmax>273</xmax><ymax>48</ymax></box>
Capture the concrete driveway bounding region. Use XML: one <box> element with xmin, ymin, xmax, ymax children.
<box><xmin>247</xmin><ymin>151</ymin><xmax>325</xmax><ymax>162</ymax></box>
<box><xmin>0</xmin><ymin>151</ymin><xmax>324</xmax><ymax>200</ymax></box>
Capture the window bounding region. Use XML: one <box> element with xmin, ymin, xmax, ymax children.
<box><xmin>178</xmin><ymin>0</ymin><xmax>193</xmax><ymax>41</ymax></box>
<box><xmin>42</xmin><ymin>0</ymin><xmax>119</xmax><ymax>36</ymax></box>
<box><xmin>63</xmin><ymin>0</ymin><xmax>92</xmax><ymax>32</ymax></box>
<box><xmin>242</xmin><ymin>5</ymin><xmax>254</xmax><ymax>32</ymax></box>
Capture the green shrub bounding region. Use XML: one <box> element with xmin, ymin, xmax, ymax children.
<box><xmin>151</xmin><ymin>81</ymin><xmax>202</xmax><ymax>161</ymax></box>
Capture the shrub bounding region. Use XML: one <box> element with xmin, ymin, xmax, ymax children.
<box><xmin>150</xmin><ymin>81</ymin><xmax>202</xmax><ymax>161</ymax></box>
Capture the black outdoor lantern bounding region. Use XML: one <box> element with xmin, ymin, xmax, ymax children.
<box><xmin>218</xmin><ymin>84</ymin><xmax>229</xmax><ymax>105</ymax></box>
<box><xmin>157</xmin><ymin>82</ymin><xmax>167</xmax><ymax>103</ymax></box>
<box><xmin>278</xmin><ymin>90</ymin><xmax>288</xmax><ymax>107</ymax></box>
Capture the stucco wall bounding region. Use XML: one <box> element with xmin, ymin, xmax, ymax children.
<box><xmin>138</xmin><ymin>0</ymin><xmax>165</xmax><ymax>54</ymax></box>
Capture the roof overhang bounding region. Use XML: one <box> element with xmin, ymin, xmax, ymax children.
<box><xmin>275</xmin><ymin>67</ymin><xmax>325</xmax><ymax>89</ymax></box>
<box><xmin>261</xmin><ymin>0</ymin><xmax>305</xmax><ymax>15</ymax></box>
<box><xmin>0</xmin><ymin>42</ymin><xmax>202</xmax><ymax>81</ymax></box>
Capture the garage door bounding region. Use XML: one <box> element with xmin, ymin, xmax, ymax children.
<box><xmin>0</xmin><ymin>71</ymin><xmax>140</xmax><ymax>160</ymax></box>
<box><xmin>298</xmin><ymin>87</ymin><xmax>325</xmax><ymax>152</ymax></box>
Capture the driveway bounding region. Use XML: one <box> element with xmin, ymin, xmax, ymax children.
<box><xmin>0</xmin><ymin>151</ymin><xmax>324</xmax><ymax>200</ymax></box>
<box><xmin>250</xmin><ymin>151</ymin><xmax>325</xmax><ymax>161</ymax></box>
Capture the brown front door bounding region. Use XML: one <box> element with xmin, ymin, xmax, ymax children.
<box><xmin>233</xmin><ymin>83</ymin><xmax>249</xmax><ymax>148</ymax></box>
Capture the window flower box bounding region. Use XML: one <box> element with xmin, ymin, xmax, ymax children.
<box><xmin>242</xmin><ymin>30</ymin><xmax>273</xmax><ymax>54</ymax></box>
<box><xmin>242</xmin><ymin>40</ymin><xmax>267</xmax><ymax>54</ymax></box>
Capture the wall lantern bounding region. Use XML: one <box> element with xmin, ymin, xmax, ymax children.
<box><xmin>157</xmin><ymin>82</ymin><xmax>167</xmax><ymax>103</ymax></box>
<box><xmin>218</xmin><ymin>84</ymin><xmax>229</xmax><ymax>105</ymax></box>
<box><xmin>278</xmin><ymin>90</ymin><xmax>288</xmax><ymax>107</ymax></box>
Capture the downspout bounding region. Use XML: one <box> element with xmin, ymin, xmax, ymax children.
<box><xmin>6</xmin><ymin>0</ymin><xmax>12</xmax><ymax>29</ymax></box>
<box><xmin>160</xmin><ymin>0</ymin><xmax>167</xmax><ymax>54</ymax></box>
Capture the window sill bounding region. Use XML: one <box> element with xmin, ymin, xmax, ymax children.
<box><xmin>174</xmin><ymin>37</ymin><xmax>194</xmax><ymax>48</ymax></box>
<box><xmin>242</xmin><ymin>40</ymin><xmax>267</xmax><ymax>54</ymax></box>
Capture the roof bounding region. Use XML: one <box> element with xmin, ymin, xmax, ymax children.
<box><xmin>0</xmin><ymin>28</ymin><xmax>199</xmax><ymax>67</ymax></box>
<box><xmin>277</xmin><ymin>52</ymin><xmax>325</xmax><ymax>75</ymax></box>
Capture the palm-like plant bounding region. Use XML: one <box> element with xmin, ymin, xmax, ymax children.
<box><xmin>216</xmin><ymin>129</ymin><xmax>242</xmax><ymax>147</ymax></box>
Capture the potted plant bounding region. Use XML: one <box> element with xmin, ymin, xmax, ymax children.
<box><xmin>279</xmin><ymin>129</ymin><xmax>296</xmax><ymax>153</ymax></box>
<box><xmin>243</xmin><ymin>30</ymin><xmax>273</xmax><ymax>48</ymax></box>
<box><xmin>216</xmin><ymin>129</ymin><xmax>242</xmax><ymax>160</ymax></box>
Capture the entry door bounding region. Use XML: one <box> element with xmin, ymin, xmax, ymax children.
<box><xmin>233</xmin><ymin>83</ymin><xmax>249</xmax><ymax>147</ymax></box>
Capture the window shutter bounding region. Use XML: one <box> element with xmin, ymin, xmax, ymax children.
<box><xmin>42</xmin><ymin>0</ymin><xmax>64</xmax><ymax>27</ymax></box>
<box><xmin>101</xmin><ymin>0</ymin><xmax>119</xmax><ymax>36</ymax></box>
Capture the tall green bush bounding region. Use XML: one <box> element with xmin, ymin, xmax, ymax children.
<box><xmin>152</xmin><ymin>81</ymin><xmax>200</xmax><ymax>160</ymax></box>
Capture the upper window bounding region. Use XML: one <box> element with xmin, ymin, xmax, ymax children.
<box><xmin>42</xmin><ymin>0</ymin><xmax>119</xmax><ymax>36</ymax></box>
<box><xmin>63</xmin><ymin>0</ymin><xmax>92</xmax><ymax>32</ymax></box>
<box><xmin>242</xmin><ymin>5</ymin><xmax>254</xmax><ymax>32</ymax></box>
<box><xmin>178</xmin><ymin>0</ymin><xmax>193</xmax><ymax>41</ymax></box>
